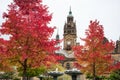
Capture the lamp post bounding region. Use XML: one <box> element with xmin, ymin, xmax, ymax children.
<box><xmin>48</xmin><ymin>68</ymin><xmax>63</xmax><ymax>80</ymax></box>
<box><xmin>38</xmin><ymin>75</ymin><xmax>44</xmax><ymax>80</ymax></box>
<box><xmin>65</xmin><ymin>68</ymin><xmax>82</xmax><ymax>80</ymax></box>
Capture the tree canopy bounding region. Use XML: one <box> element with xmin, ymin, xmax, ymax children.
<box><xmin>73</xmin><ymin>20</ymin><xmax>115</xmax><ymax>80</ymax></box>
<box><xmin>0</xmin><ymin>0</ymin><xmax>63</xmax><ymax>80</ymax></box>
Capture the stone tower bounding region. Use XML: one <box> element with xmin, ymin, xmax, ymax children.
<box><xmin>115</xmin><ymin>37</ymin><xmax>120</xmax><ymax>53</ymax></box>
<box><xmin>63</xmin><ymin>8</ymin><xmax>77</xmax><ymax>50</ymax></box>
<box><xmin>55</xmin><ymin>7</ymin><xmax>78</xmax><ymax>70</ymax></box>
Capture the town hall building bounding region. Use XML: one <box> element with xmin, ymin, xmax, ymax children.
<box><xmin>55</xmin><ymin>8</ymin><xmax>120</xmax><ymax>80</ymax></box>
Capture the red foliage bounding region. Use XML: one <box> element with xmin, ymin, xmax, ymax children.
<box><xmin>0</xmin><ymin>38</ymin><xmax>13</xmax><ymax>72</ymax></box>
<box><xmin>112</xmin><ymin>62</ymin><xmax>120</xmax><ymax>70</ymax></box>
<box><xmin>0</xmin><ymin>0</ymin><xmax>63</xmax><ymax>79</ymax></box>
<box><xmin>73</xmin><ymin>20</ymin><xmax>115</xmax><ymax>77</ymax></box>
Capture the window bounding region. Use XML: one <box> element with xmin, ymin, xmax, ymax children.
<box><xmin>66</xmin><ymin>63</ymin><xmax>70</xmax><ymax>69</ymax></box>
<box><xmin>67</xmin><ymin>30</ymin><xmax>71</xmax><ymax>34</ymax></box>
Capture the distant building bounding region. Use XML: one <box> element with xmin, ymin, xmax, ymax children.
<box><xmin>55</xmin><ymin>7</ymin><xmax>120</xmax><ymax>80</ymax></box>
<box><xmin>114</xmin><ymin>38</ymin><xmax>120</xmax><ymax>54</ymax></box>
<box><xmin>112</xmin><ymin>38</ymin><xmax>120</xmax><ymax>65</ymax></box>
<box><xmin>55</xmin><ymin>8</ymin><xmax>77</xmax><ymax>70</ymax></box>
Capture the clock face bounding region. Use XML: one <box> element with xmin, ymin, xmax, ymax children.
<box><xmin>67</xmin><ymin>41</ymin><xmax>71</xmax><ymax>45</ymax></box>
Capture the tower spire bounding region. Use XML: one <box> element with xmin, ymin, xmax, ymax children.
<box><xmin>67</xmin><ymin>6</ymin><xmax>73</xmax><ymax>18</ymax></box>
<box><xmin>56</xmin><ymin>28</ymin><xmax>59</xmax><ymax>41</ymax></box>
<box><xmin>69</xmin><ymin>6</ymin><xmax>72</xmax><ymax>15</ymax></box>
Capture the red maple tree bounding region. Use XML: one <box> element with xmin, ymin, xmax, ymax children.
<box><xmin>0</xmin><ymin>0</ymin><xmax>63</xmax><ymax>80</ymax></box>
<box><xmin>73</xmin><ymin>20</ymin><xmax>115</xmax><ymax>80</ymax></box>
<box><xmin>0</xmin><ymin>38</ymin><xmax>14</xmax><ymax>72</ymax></box>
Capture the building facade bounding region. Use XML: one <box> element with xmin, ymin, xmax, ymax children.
<box><xmin>63</xmin><ymin>8</ymin><xmax>77</xmax><ymax>50</ymax></box>
<box><xmin>55</xmin><ymin>8</ymin><xmax>120</xmax><ymax>80</ymax></box>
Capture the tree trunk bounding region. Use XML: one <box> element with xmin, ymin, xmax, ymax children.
<box><xmin>22</xmin><ymin>59</ymin><xmax>27</xmax><ymax>80</ymax></box>
<box><xmin>22</xmin><ymin>68</ymin><xmax>27</xmax><ymax>80</ymax></box>
<box><xmin>93</xmin><ymin>62</ymin><xmax>96</xmax><ymax>80</ymax></box>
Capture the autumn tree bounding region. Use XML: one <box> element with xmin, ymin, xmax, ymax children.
<box><xmin>0</xmin><ymin>38</ymin><xmax>13</xmax><ymax>72</ymax></box>
<box><xmin>109</xmin><ymin>69</ymin><xmax>120</xmax><ymax>80</ymax></box>
<box><xmin>0</xmin><ymin>0</ymin><xmax>63</xmax><ymax>80</ymax></box>
<box><xmin>73</xmin><ymin>20</ymin><xmax>115</xmax><ymax>80</ymax></box>
<box><xmin>17</xmin><ymin>66</ymin><xmax>46</xmax><ymax>79</ymax></box>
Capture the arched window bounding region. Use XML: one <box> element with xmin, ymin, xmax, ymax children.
<box><xmin>66</xmin><ymin>63</ymin><xmax>70</xmax><ymax>69</ymax></box>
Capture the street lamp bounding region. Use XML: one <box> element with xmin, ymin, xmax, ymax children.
<box><xmin>65</xmin><ymin>68</ymin><xmax>82</xmax><ymax>80</ymax></box>
<box><xmin>48</xmin><ymin>68</ymin><xmax>63</xmax><ymax>80</ymax></box>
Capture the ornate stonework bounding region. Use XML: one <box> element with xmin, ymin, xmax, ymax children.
<box><xmin>63</xmin><ymin>8</ymin><xmax>77</xmax><ymax>51</ymax></box>
<box><xmin>54</xmin><ymin>8</ymin><xmax>120</xmax><ymax>80</ymax></box>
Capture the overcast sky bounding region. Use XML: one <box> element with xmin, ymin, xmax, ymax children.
<box><xmin>0</xmin><ymin>0</ymin><xmax>120</xmax><ymax>44</ymax></box>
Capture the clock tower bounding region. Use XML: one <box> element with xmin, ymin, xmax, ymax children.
<box><xmin>63</xmin><ymin>8</ymin><xmax>77</xmax><ymax>50</ymax></box>
<box><xmin>55</xmin><ymin>7</ymin><xmax>78</xmax><ymax>70</ymax></box>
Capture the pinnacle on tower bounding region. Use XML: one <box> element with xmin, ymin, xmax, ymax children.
<box><xmin>69</xmin><ymin>6</ymin><xmax>72</xmax><ymax>15</ymax></box>
<box><xmin>56</xmin><ymin>28</ymin><xmax>59</xmax><ymax>41</ymax></box>
<box><xmin>68</xmin><ymin>6</ymin><xmax>73</xmax><ymax>16</ymax></box>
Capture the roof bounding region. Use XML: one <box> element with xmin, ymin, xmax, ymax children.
<box><xmin>55</xmin><ymin>49</ymin><xmax>74</xmax><ymax>58</ymax></box>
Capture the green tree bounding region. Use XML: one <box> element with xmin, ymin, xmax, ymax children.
<box><xmin>109</xmin><ymin>69</ymin><xmax>120</xmax><ymax>80</ymax></box>
<box><xmin>0</xmin><ymin>72</ymin><xmax>14</xmax><ymax>79</ymax></box>
<box><xmin>17</xmin><ymin>66</ymin><xmax>46</xmax><ymax>80</ymax></box>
